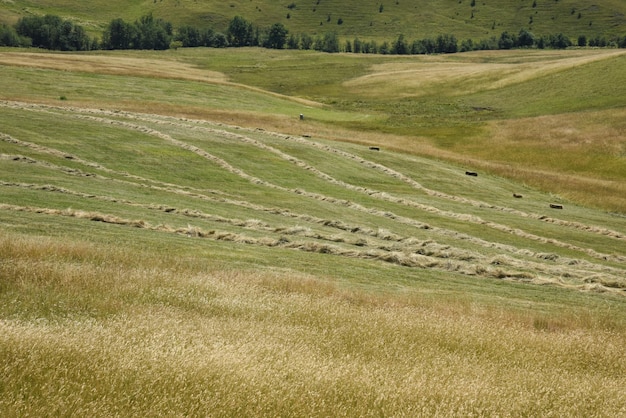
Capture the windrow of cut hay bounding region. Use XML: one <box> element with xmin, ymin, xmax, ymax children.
<box><xmin>4</xmin><ymin>149</ymin><xmax>624</xmax><ymax>286</ymax></box>
<box><xmin>1</xmin><ymin>100</ymin><xmax>625</xmax><ymax>294</ymax></box>
<box><xmin>2</xmin><ymin>201</ymin><xmax>625</xmax><ymax>294</ymax></box>
<box><xmin>3</xmin><ymin>101</ymin><xmax>624</xmax><ymax>265</ymax></box>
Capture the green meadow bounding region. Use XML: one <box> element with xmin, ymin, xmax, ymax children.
<box><xmin>1</xmin><ymin>46</ymin><xmax>625</xmax><ymax>416</ymax></box>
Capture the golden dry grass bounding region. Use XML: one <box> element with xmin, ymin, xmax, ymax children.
<box><xmin>0</xmin><ymin>51</ymin><xmax>228</xmax><ymax>83</ymax></box>
<box><xmin>1</xmin><ymin>233</ymin><xmax>625</xmax><ymax>417</ymax></box>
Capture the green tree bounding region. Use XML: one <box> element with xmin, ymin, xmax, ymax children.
<box><xmin>102</xmin><ymin>18</ymin><xmax>136</xmax><ymax>49</ymax></box>
<box><xmin>436</xmin><ymin>34</ymin><xmax>458</xmax><ymax>53</ymax></box>
<box><xmin>134</xmin><ymin>13</ymin><xmax>172</xmax><ymax>50</ymax></box>
<box><xmin>287</xmin><ymin>34</ymin><xmax>300</xmax><ymax>49</ymax></box>
<box><xmin>392</xmin><ymin>34</ymin><xmax>408</xmax><ymax>54</ymax></box>
<box><xmin>300</xmin><ymin>33</ymin><xmax>313</xmax><ymax>50</ymax></box>
<box><xmin>228</xmin><ymin>16</ymin><xmax>254</xmax><ymax>47</ymax></box>
<box><xmin>498</xmin><ymin>31</ymin><xmax>516</xmax><ymax>49</ymax></box>
<box><xmin>175</xmin><ymin>25</ymin><xmax>201</xmax><ymax>47</ymax></box>
<box><xmin>319</xmin><ymin>32</ymin><xmax>339</xmax><ymax>52</ymax></box>
<box><xmin>460</xmin><ymin>38</ymin><xmax>475</xmax><ymax>52</ymax></box>
<box><xmin>16</xmin><ymin>14</ymin><xmax>92</xmax><ymax>50</ymax></box>
<box><xmin>517</xmin><ymin>28</ymin><xmax>535</xmax><ymax>47</ymax></box>
<box><xmin>547</xmin><ymin>33</ymin><xmax>571</xmax><ymax>49</ymax></box>
<box><xmin>266</xmin><ymin>23</ymin><xmax>288</xmax><ymax>49</ymax></box>
<box><xmin>0</xmin><ymin>24</ymin><xmax>27</xmax><ymax>46</ymax></box>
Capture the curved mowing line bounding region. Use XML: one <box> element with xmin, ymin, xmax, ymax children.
<box><xmin>2</xmin><ymin>101</ymin><xmax>624</xmax><ymax>265</ymax></box>
<box><xmin>2</xmin><ymin>202</ymin><xmax>624</xmax><ymax>294</ymax></box>
<box><xmin>7</xmin><ymin>179</ymin><xmax>624</xmax><ymax>283</ymax></box>
<box><xmin>3</xmin><ymin>175</ymin><xmax>623</xmax><ymax>283</ymax></box>
<box><xmin>106</xmin><ymin>110</ymin><xmax>625</xmax><ymax>263</ymax></box>
<box><xmin>6</xmin><ymin>99</ymin><xmax>624</xmax><ymax>240</ymax></box>
<box><xmin>0</xmin><ymin>131</ymin><xmax>231</xmax><ymax>198</ymax></box>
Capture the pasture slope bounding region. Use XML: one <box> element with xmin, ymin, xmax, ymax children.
<box><xmin>1</xmin><ymin>0</ymin><xmax>626</xmax><ymax>41</ymax></box>
<box><xmin>0</xmin><ymin>50</ymin><xmax>626</xmax><ymax>416</ymax></box>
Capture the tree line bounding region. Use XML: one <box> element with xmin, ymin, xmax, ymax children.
<box><xmin>2</xmin><ymin>13</ymin><xmax>625</xmax><ymax>53</ymax></box>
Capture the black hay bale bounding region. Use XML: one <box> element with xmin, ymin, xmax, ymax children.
<box><xmin>550</xmin><ymin>204</ymin><xmax>564</xmax><ymax>209</ymax></box>
<box><xmin>465</xmin><ymin>171</ymin><xmax>478</xmax><ymax>177</ymax></box>
<box><xmin>369</xmin><ymin>146</ymin><xmax>380</xmax><ymax>151</ymax></box>
<box><xmin>513</xmin><ymin>193</ymin><xmax>523</xmax><ymax>198</ymax></box>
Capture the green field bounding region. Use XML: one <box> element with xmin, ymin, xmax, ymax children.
<box><xmin>1</xmin><ymin>47</ymin><xmax>625</xmax><ymax>416</ymax></box>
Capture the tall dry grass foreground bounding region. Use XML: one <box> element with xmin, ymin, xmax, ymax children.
<box><xmin>1</xmin><ymin>233</ymin><xmax>625</xmax><ymax>417</ymax></box>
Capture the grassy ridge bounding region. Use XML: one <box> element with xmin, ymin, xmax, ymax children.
<box><xmin>2</xmin><ymin>0</ymin><xmax>625</xmax><ymax>40</ymax></box>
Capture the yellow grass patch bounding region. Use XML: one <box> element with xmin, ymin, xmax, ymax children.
<box><xmin>488</xmin><ymin>108</ymin><xmax>626</xmax><ymax>157</ymax></box>
<box><xmin>0</xmin><ymin>51</ymin><xmax>325</xmax><ymax>108</ymax></box>
<box><xmin>0</xmin><ymin>51</ymin><xmax>228</xmax><ymax>83</ymax></box>
<box><xmin>343</xmin><ymin>49</ymin><xmax>626</xmax><ymax>98</ymax></box>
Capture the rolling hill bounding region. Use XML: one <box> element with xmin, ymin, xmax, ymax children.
<box><xmin>1</xmin><ymin>47</ymin><xmax>625</xmax><ymax>415</ymax></box>
<box><xmin>1</xmin><ymin>0</ymin><xmax>625</xmax><ymax>41</ymax></box>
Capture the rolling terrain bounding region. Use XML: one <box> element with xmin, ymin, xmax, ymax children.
<box><xmin>1</xmin><ymin>48</ymin><xmax>625</xmax><ymax>415</ymax></box>
<box><xmin>1</xmin><ymin>0</ymin><xmax>625</xmax><ymax>41</ymax></box>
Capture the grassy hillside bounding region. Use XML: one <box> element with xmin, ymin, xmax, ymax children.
<box><xmin>1</xmin><ymin>0</ymin><xmax>625</xmax><ymax>41</ymax></box>
<box><xmin>1</xmin><ymin>48</ymin><xmax>625</xmax><ymax>415</ymax></box>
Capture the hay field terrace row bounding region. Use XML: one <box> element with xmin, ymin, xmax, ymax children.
<box><xmin>1</xmin><ymin>100</ymin><xmax>625</xmax><ymax>293</ymax></box>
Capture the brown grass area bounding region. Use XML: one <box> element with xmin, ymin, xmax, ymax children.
<box><xmin>487</xmin><ymin>109</ymin><xmax>626</xmax><ymax>159</ymax></box>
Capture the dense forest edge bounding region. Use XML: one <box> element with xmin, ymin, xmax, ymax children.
<box><xmin>1</xmin><ymin>13</ymin><xmax>625</xmax><ymax>54</ymax></box>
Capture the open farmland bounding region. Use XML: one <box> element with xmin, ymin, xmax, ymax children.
<box><xmin>1</xmin><ymin>49</ymin><xmax>626</xmax><ymax>416</ymax></box>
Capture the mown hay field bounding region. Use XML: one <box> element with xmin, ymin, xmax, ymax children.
<box><xmin>1</xmin><ymin>48</ymin><xmax>625</xmax><ymax>416</ymax></box>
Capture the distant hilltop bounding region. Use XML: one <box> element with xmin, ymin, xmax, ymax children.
<box><xmin>1</xmin><ymin>0</ymin><xmax>624</xmax><ymax>52</ymax></box>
